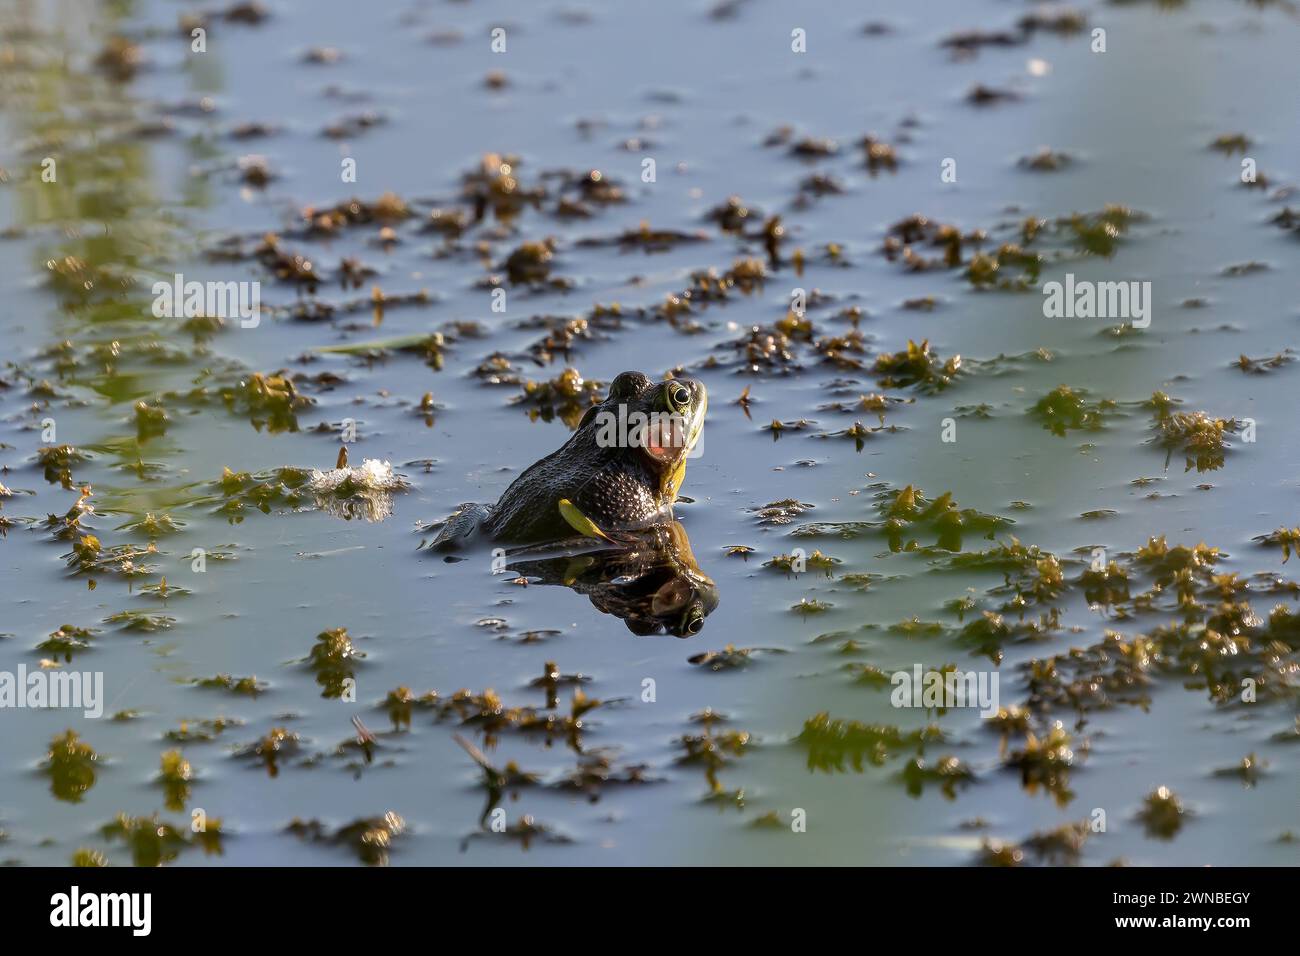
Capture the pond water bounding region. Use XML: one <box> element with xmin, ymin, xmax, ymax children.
<box><xmin>0</xmin><ymin>0</ymin><xmax>1297</xmax><ymax>866</ymax></box>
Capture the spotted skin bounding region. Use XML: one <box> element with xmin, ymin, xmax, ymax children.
<box><xmin>431</xmin><ymin>371</ymin><xmax>706</xmax><ymax>548</ymax></box>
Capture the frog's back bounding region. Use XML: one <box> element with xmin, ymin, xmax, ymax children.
<box><xmin>486</xmin><ymin>437</ymin><xmax>662</xmax><ymax>542</ymax></box>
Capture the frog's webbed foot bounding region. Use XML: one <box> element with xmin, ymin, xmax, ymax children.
<box><xmin>430</xmin><ymin>502</ymin><xmax>493</xmax><ymax>551</ymax></box>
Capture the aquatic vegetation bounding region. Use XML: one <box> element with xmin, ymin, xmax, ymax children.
<box><xmin>706</xmin><ymin>195</ymin><xmax>760</xmax><ymax>233</ymax></box>
<box><xmin>689</xmin><ymin>644</ymin><xmax>756</xmax><ymax>671</ymax></box>
<box><xmin>1030</xmin><ymin>385</ymin><xmax>1115</xmax><ymax>435</ymax></box>
<box><xmin>163</xmin><ymin>717</ymin><xmax>243</xmax><ymax>744</ymax></box>
<box><xmin>964</xmin><ymin>244</ymin><xmax>1043</xmax><ymax>289</ymax></box>
<box><xmin>313</xmin><ymin>331</ymin><xmax>446</xmax><ymax>367</ymax></box>
<box><xmin>133</xmin><ymin>401</ymin><xmax>168</xmax><ymax>440</ymax></box>
<box><xmin>500</xmin><ymin>238</ymin><xmax>562</xmax><ymax>286</ymax></box>
<box><xmin>218</xmin><ymin>371</ymin><xmax>313</xmax><ymax>432</ymax></box>
<box><xmin>157</xmin><ymin>751</ymin><xmax>193</xmax><ymax>811</ymax></box>
<box><xmin>1003</xmin><ymin>722</ymin><xmax>1078</xmax><ymax>806</ymax></box>
<box><xmin>44</xmin><ymin>730</ymin><xmax>99</xmax><ymax>803</ymax></box>
<box><xmin>1019</xmin><ymin>147</ymin><xmax>1074</xmax><ymax>171</ymax></box>
<box><xmin>512</xmin><ymin>367</ymin><xmax>604</xmax><ymax>428</ymax></box>
<box><xmin>1213</xmin><ymin>753</ymin><xmax>1266</xmax><ymax>787</ymax></box>
<box><xmin>212</xmin><ymin>465</ymin><xmax>313</xmax><ymax>521</ymax></box>
<box><xmin>974</xmin><ymin>826</ymin><xmax>1079</xmax><ymax>868</ymax></box>
<box><xmin>677</xmin><ymin>724</ymin><xmax>752</xmax><ymax>795</ymax></box>
<box><xmin>898</xmin><ymin>755</ymin><xmax>974</xmax><ymax>799</ymax></box>
<box><xmin>1254</xmin><ymin>527</ymin><xmax>1300</xmax><ymax>562</ymax></box>
<box><xmin>974</xmin><ymin>839</ymin><xmax>1025</xmax><ymax>867</ymax></box>
<box><xmin>35</xmin><ymin>624</ymin><xmax>98</xmax><ymax>661</ymax></box>
<box><xmin>966</xmin><ymin>84</ymin><xmax>1020</xmax><ymax>106</ymax></box>
<box><xmin>36</xmin><ymin>444</ymin><xmax>90</xmax><ymax>488</ymax></box>
<box><xmin>460</xmin><ymin>152</ymin><xmax>545</xmax><ymax>222</ymax></box>
<box><xmin>453</xmin><ymin>734</ymin><xmax>541</xmax><ymax>824</ymax></box>
<box><xmin>287</xmin><ymin>811</ymin><xmax>406</xmax><ymax>865</ymax></box>
<box><xmin>873</xmin><ymin>340</ymin><xmax>962</xmax><ymax>392</ymax></box>
<box><xmin>1234</xmin><ymin>350</ymin><xmax>1294</xmax><ymax>374</ymax></box>
<box><xmin>1137</xmin><ymin>786</ymin><xmax>1186</xmax><ymax>839</ymax></box>
<box><xmin>304</xmin><ymin>627</ymin><xmax>365</xmax><ymax>699</ymax></box>
<box><xmin>1134</xmin><ymin>535</ymin><xmax>1220</xmax><ymax>581</ymax></box>
<box><xmin>1062</xmin><ymin>205</ymin><xmax>1141</xmax><ymax>257</ymax></box>
<box><xmin>381</xmin><ymin>686</ymin><xmax>440</xmax><ymax>731</ymax></box>
<box><xmin>137</xmin><ymin>577</ymin><xmax>190</xmax><ymax>601</ymax></box>
<box><xmin>879</xmin><ymin>485</ymin><xmax>1013</xmax><ymax>552</ymax></box>
<box><xmin>1023</xmin><ymin>631</ymin><xmax>1155</xmax><ymax>716</ymax></box>
<box><xmin>796</xmin><ymin>712</ymin><xmax>943</xmax><ymax>773</ymax></box>
<box><xmin>1148</xmin><ymin>400</ymin><xmax>1238</xmax><ymax>473</ymax></box>
<box><xmin>463</xmin><ymin>814</ymin><xmax>570</xmax><ymax>850</ymax></box>
<box><xmin>1209</xmin><ymin>133</ymin><xmax>1252</xmax><ymax>154</ymax></box>
<box><xmin>193</xmin><ymin>673</ymin><xmax>267</xmax><ymax>696</ymax></box>
<box><xmin>749</xmin><ymin>498</ymin><xmax>815</xmax><ymax>525</ymax></box>
<box><xmin>792</xmin><ymin>598</ymin><xmax>832</xmax><ymax>615</ymax></box>
<box><xmin>763</xmin><ymin>549</ymin><xmax>841</xmax><ymax>577</ymax></box>
<box><xmin>1079</xmin><ymin>560</ymin><xmax>1132</xmax><ymax>606</ymax></box>
<box><xmin>103</xmin><ymin>610</ymin><xmax>176</xmax><ymax>632</ymax></box>
<box><xmin>100</xmin><ymin>813</ymin><xmax>188</xmax><ymax>867</ymax></box>
<box><xmin>237</xmin><ymin>727</ymin><xmax>302</xmax><ymax>777</ymax></box>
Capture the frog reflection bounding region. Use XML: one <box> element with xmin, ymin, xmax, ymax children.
<box><xmin>504</xmin><ymin>521</ymin><xmax>718</xmax><ymax>637</ymax></box>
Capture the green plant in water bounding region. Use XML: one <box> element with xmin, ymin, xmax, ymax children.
<box><xmin>44</xmin><ymin>729</ymin><xmax>99</xmax><ymax>803</ymax></box>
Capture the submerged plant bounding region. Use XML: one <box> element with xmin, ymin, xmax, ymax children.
<box><xmin>795</xmin><ymin>712</ymin><xmax>942</xmax><ymax>773</ymax></box>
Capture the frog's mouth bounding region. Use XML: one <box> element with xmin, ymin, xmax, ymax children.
<box><xmin>643</xmin><ymin>390</ymin><xmax>706</xmax><ymax>463</ymax></box>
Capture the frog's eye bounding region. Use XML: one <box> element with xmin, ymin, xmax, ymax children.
<box><xmin>680</xmin><ymin>605</ymin><xmax>705</xmax><ymax>636</ymax></box>
<box><xmin>667</xmin><ymin>381</ymin><xmax>692</xmax><ymax>413</ymax></box>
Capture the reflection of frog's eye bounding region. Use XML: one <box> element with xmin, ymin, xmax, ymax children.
<box><xmin>667</xmin><ymin>382</ymin><xmax>692</xmax><ymax>413</ymax></box>
<box><xmin>681</xmin><ymin>605</ymin><xmax>705</xmax><ymax>635</ymax></box>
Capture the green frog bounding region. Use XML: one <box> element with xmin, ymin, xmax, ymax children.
<box><xmin>432</xmin><ymin>371</ymin><xmax>707</xmax><ymax>548</ymax></box>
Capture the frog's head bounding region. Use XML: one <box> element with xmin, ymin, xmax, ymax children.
<box><xmin>588</xmin><ymin>371</ymin><xmax>707</xmax><ymax>501</ymax></box>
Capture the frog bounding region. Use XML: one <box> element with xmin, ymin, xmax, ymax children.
<box><xmin>431</xmin><ymin>371</ymin><xmax>707</xmax><ymax>549</ymax></box>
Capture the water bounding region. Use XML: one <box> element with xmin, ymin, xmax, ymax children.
<box><xmin>0</xmin><ymin>0</ymin><xmax>1297</xmax><ymax>866</ymax></box>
